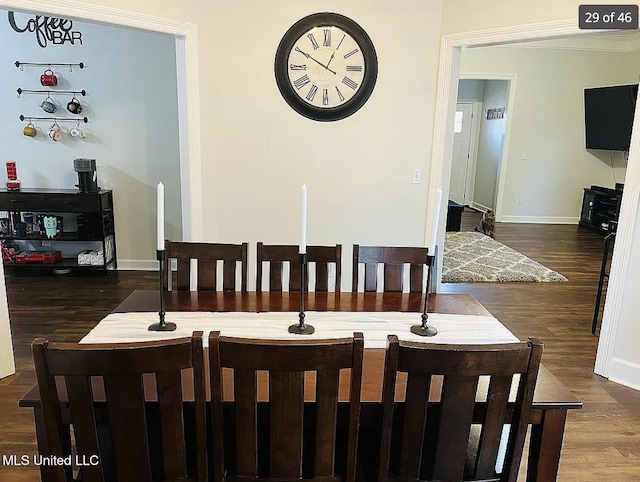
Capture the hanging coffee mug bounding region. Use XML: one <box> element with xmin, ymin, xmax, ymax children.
<box><xmin>40</xmin><ymin>96</ymin><xmax>57</xmax><ymax>114</ymax></box>
<box><xmin>67</xmin><ymin>96</ymin><xmax>82</xmax><ymax>114</ymax></box>
<box><xmin>23</xmin><ymin>122</ymin><xmax>37</xmax><ymax>137</ymax></box>
<box><xmin>69</xmin><ymin>122</ymin><xmax>85</xmax><ymax>139</ymax></box>
<box><xmin>48</xmin><ymin>122</ymin><xmax>62</xmax><ymax>142</ymax></box>
<box><xmin>40</xmin><ymin>69</ymin><xmax>58</xmax><ymax>87</ymax></box>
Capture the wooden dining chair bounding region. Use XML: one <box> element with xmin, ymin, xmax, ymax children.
<box><xmin>352</xmin><ymin>245</ymin><xmax>432</xmax><ymax>293</ymax></box>
<box><xmin>376</xmin><ymin>336</ymin><xmax>543</xmax><ymax>482</ymax></box>
<box><xmin>209</xmin><ymin>331</ymin><xmax>364</xmax><ymax>482</ymax></box>
<box><xmin>256</xmin><ymin>242</ymin><xmax>342</xmax><ymax>292</ymax></box>
<box><xmin>164</xmin><ymin>240</ymin><xmax>248</xmax><ymax>291</ymax></box>
<box><xmin>31</xmin><ymin>332</ymin><xmax>207</xmax><ymax>482</ymax></box>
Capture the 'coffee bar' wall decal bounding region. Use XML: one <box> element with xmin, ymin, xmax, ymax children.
<box><xmin>8</xmin><ymin>12</ymin><xmax>83</xmax><ymax>48</ymax></box>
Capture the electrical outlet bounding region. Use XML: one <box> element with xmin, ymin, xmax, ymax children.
<box><xmin>516</xmin><ymin>197</ymin><xmax>523</xmax><ymax>205</ymax></box>
<box><xmin>521</xmin><ymin>151</ymin><xmax>529</xmax><ymax>160</ymax></box>
<box><xmin>42</xmin><ymin>240</ymin><xmax>51</xmax><ymax>247</ymax></box>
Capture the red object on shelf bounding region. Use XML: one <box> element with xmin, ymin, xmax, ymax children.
<box><xmin>5</xmin><ymin>161</ymin><xmax>20</xmax><ymax>190</ymax></box>
<box><xmin>15</xmin><ymin>250</ymin><xmax>62</xmax><ymax>264</ymax></box>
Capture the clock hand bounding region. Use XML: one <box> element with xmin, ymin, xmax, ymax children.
<box><xmin>295</xmin><ymin>47</ymin><xmax>337</xmax><ymax>75</ymax></box>
<box><xmin>325</xmin><ymin>51</ymin><xmax>336</xmax><ymax>70</ymax></box>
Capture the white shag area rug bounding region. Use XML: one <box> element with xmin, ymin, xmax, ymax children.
<box><xmin>442</xmin><ymin>231</ymin><xmax>568</xmax><ymax>283</ymax></box>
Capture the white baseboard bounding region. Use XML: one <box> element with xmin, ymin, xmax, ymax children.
<box><xmin>497</xmin><ymin>215</ymin><xmax>579</xmax><ymax>224</ymax></box>
<box><xmin>608</xmin><ymin>357</ymin><xmax>640</xmax><ymax>391</ymax></box>
<box><xmin>116</xmin><ymin>259</ymin><xmax>159</xmax><ymax>271</ymax></box>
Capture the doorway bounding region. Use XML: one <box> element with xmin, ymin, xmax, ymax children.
<box><xmin>427</xmin><ymin>25</ymin><xmax>640</xmax><ymax>380</ymax></box>
<box><xmin>452</xmin><ymin>78</ymin><xmax>513</xmax><ymax>216</ymax></box>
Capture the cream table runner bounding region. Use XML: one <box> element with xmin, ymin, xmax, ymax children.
<box><xmin>81</xmin><ymin>311</ymin><xmax>518</xmax><ymax>349</ymax></box>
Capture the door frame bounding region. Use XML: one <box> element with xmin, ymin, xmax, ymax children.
<box><xmin>459</xmin><ymin>74</ymin><xmax>517</xmax><ymax>219</ymax></box>
<box><xmin>423</xmin><ymin>21</ymin><xmax>640</xmax><ymax>379</ymax></box>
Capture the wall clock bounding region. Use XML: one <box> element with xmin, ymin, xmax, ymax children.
<box><xmin>274</xmin><ymin>12</ymin><xmax>378</xmax><ymax>122</ymax></box>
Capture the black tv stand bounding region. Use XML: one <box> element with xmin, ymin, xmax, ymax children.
<box><xmin>579</xmin><ymin>185</ymin><xmax>622</xmax><ymax>235</ymax></box>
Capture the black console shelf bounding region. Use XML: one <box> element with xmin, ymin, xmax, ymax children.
<box><xmin>0</xmin><ymin>189</ymin><xmax>116</xmax><ymax>275</ymax></box>
<box><xmin>579</xmin><ymin>185</ymin><xmax>622</xmax><ymax>235</ymax></box>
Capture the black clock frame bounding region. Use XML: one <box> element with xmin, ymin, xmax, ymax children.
<box><xmin>274</xmin><ymin>12</ymin><xmax>378</xmax><ymax>122</ymax></box>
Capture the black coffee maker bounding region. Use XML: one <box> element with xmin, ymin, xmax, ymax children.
<box><xmin>73</xmin><ymin>158</ymin><xmax>99</xmax><ymax>193</ymax></box>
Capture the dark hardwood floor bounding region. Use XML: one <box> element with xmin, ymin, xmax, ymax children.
<box><xmin>1</xmin><ymin>216</ymin><xmax>639</xmax><ymax>480</ymax></box>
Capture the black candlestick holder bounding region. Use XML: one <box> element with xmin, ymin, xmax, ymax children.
<box><xmin>148</xmin><ymin>249</ymin><xmax>176</xmax><ymax>331</ymax></box>
<box><xmin>410</xmin><ymin>252</ymin><xmax>437</xmax><ymax>337</ymax></box>
<box><xmin>288</xmin><ymin>253</ymin><xmax>314</xmax><ymax>335</ymax></box>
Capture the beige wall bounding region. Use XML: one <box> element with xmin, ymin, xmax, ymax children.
<box><xmin>206</xmin><ymin>2</ymin><xmax>444</xmax><ymax>289</ymax></box>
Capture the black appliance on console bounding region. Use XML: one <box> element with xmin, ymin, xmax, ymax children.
<box><xmin>73</xmin><ymin>158</ymin><xmax>99</xmax><ymax>193</ymax></box>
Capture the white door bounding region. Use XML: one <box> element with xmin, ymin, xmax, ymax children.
<box><xmin>448</xmin><ymin>103</ymin><xmax>475</xmax><ymax>205</ymax></box>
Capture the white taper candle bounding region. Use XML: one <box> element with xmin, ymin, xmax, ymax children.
<box><xmin>157</xmin><ymin>182</ymin><xmax>165</xmax><ymax>251</ymax></box>
<box><xmin>431</xmin><ymin>186</ymin><xmax>443</xmax><ymax>253</ymax></box>
<box><xmin>300</xmin><ymin>184</ymin><xmax>308</xmax><ymax>254</ymax></box>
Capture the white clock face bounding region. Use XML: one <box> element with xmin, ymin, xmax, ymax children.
<box><xmin>286</xmin><ymin>26</ymin><xmax>366</xmax><ymax>109</ymax></box>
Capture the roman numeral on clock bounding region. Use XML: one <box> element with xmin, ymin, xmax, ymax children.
<box><xmin>306</xmin><ymin>85</ymin><xmax>318</xmax><ymax>101</ymax></box>
<box><xmin>307</xmin><ymin>33</ymin><xmax>319</xmax><ymax>50</ymax></box>
<box><xmin>342</xmin><ymin>77</ymin><xmax>358</xmax><ymax>90</ymax></box>
<box><xmin>343</xmin><ymin>48</ymin><xmax>359</xmax><ymax>59</ymax></box>
<box><xmin>322</xmin><ymin>89</ymin><xmax>329</xmax><ymax>106</ymax></box>
<box><xmin>336</xmin><ymin>86</ymin><xmax>345</xmax><ymax>102</ymax></box>
<box><xmin>290</xmin><ymin>64</ymin><xmax>306</xmax><ymax>70</ymax></box>
<box><xmin>346</xmin><ymin>65</ymin><xmax>363</xmax><ymax>72</ymax></box>
<box><xmin>293</xmin><ymin>75</ymin><xmax>310</xmax><ymax>90</ymax></box>
<box><xmin>323</xmin><ymin>29</ymin><xmax>331</xmax><ymax>47</ymax></box>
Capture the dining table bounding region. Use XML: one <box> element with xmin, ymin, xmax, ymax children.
<box><xmin>19</xmin><ymin>290</ymin><xmax>582</xmax><ymax>482</ymax></box>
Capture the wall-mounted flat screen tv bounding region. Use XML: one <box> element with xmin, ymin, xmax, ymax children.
<box><xmin>584</xmin><ymin>84</ymin><xmax>638</xmax><ymax>151</ymax></box>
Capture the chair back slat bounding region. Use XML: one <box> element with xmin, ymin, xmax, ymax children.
<box><xmin>197</xmin><ymin>259</ymin><xmax>217</xmax><ymax>290</ymax></box>
<box><xmin>164</xmin><ymin>241</ymin><xmax>248</xmax><ymax>291</ymax></box>
<box><xmin>503</xmin><ymin>339</ymin><xmax>543</xmax><ymax>481</ymax></box>
<box><xmin>475</xmin><ymin>376</ymin><xmax>511</xmax><ymax>478</ymax></box>
<box><xmin>257</xmin><ymin>243</ymin><xmax>342</xmax><ymax>292</ymax></box>
<box><xmin>315</xmin><ymin>370</ymin><xmax>340</xmax><ymax>475</ymax></box>
<box><xmin>409</xmin><ymin>265</ymin><xmax>425</xmax><ymax>293</ymax></box>
<box><xmin>352</xmin><ymin>245</ymin><xmax>431</xmax><ymax>293</ymax></box>
<box><xmin>383</xmin><ymin>264</ymin><xmax>403</xmax><ymax>292</ymax></box>
<box><xmin>270</xmin><ymin>260</ymin><xmax>284</xmax><ymax>291</ymax></box>
<box><xmin>177</xmin><ymin>258</ymin><xmax>191</xmax><ymax>290</ymax></box>
<box><xmin>32</xmin><ymin>334</ymin><xmax>207</xmax><ymax>482</ymax></box>
<box><xmin>156</xmin><ymin>370</ymin><xmax>188</xmax><ymax>480</ymax></box>
<box><xmin>270</xmin><ymin>371</ymin><xmax>305</xmax><ymax>477</ymax></box>
<box><xmin>397</xmin><ymin>372</ymin><xmax>431</xmax><ymax>478</ymax></box>
<box><xmin>223</xmin><ymin>259</ymin><xmax>237</xmax><ymax>291</ymax></box>
<box><xmin>235</xmin><ymin>369</ymin><xmax>259</xmax><ymax>476</ymax></box>
<box><xmin>104</xmin><ymin>374</ymin><xmax>153</xmax><ymax>481</ymax></box>
<box><xmin>364</xmin><ymin>263</ymin><xmax>377</xmax><ymax>291</ymax></box>
<box><xmin>65</xmin><ymin>376</ymin><xmax>103</xmax><ymax>482</ymax></box>
<box><xmin>289</xmin><ymin>260</ymin><xmax>303</xmax><ymax>292</ymax></box>
<box><xmin>315</xmin><ymin>263</ymin><xmax>329</xmax><ymax>291</ymax></box>
<box><xmin>378</xmin><ymin>335</ymin><xmax>543</xmax><ymax>482</ymax></box>
<box><xmin>432</xmin><ymin>375</ymin><xmax>478</xmax><ymax>481</ymax></box>
<box><xmin>210</xmin><ymin>332</ymin><xmax>364</xmax><ymax>482</ymax></box>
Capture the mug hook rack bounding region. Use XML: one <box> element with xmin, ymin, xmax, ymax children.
<box><xmin>20</xmin><ymin>115</ymin><xmax>88</xmax><ymax>123</ymax></box>
<box><xmin>15</xmin><ymin>61</ymin><xmax>84</xmax><ymax>71</ymax></box>
<box><xmin>17</xmin><ymin>88</ymin><xmax>86</xmax><ymax>97</ymax></box>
